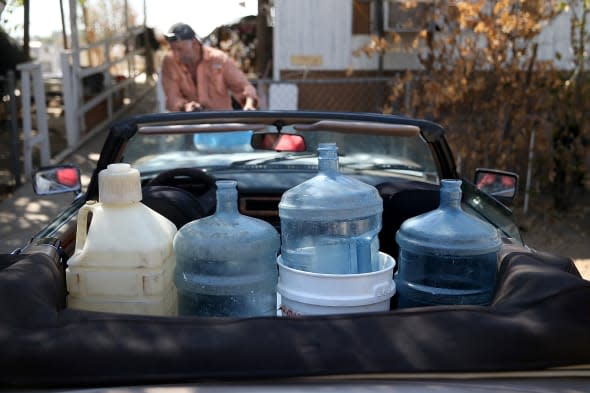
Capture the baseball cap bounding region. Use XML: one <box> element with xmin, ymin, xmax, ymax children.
<box><xmin>165</xmin><ymin>23</ymin><xmax>199</xmax><ymax>41</ymax></box>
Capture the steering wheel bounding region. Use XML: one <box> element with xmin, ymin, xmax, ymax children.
<box><xmin>146</xmin><ymin>167</ymin><xmax>216</xmax><ymax>197</ymax></box>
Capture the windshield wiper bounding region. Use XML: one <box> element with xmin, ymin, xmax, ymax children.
<box><xmin>229</xmin><ymin>153</ymin><xmax>317</xmax><ymax>167</ymax></box>
<box><xmin>340</xmin><ymin>162</ymin><xmax>423</xmax><ymax>172</ymax></box>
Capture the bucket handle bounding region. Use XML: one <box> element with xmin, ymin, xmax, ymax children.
<box><xmin>75</xmin><ymin>202</ymin><xmax>96</xmax><ymax>252</ymax></box>
<box><xmin>374</xmin><ymin>281</ymin><xmax>395</xmax><ymax>299</ymax></box>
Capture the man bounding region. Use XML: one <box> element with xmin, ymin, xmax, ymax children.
<box><xmin>161</xmin><ymin>23</ymin><xmax>258</xmax><ymax>112</ymax></box>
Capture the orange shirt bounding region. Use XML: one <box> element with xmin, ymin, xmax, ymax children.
<box><xmin>161</xmin><ymin>45</ymin><xmax>258</xmax><ymax>111</ymax></box>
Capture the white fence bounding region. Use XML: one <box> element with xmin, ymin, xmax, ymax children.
<box><xmin>16</xmin><ymin>62</ymin><xmax>50</xmax><ymax>178</ymax></box>
<box><xmin>11</xmin><ymin>25</ymin><xmax>152</xmax><ymax>182</ymax></box>
<box><xmin>61</xmin><ymin>25</ymin><xmax>148</xmax><ymax>148</ymax></box>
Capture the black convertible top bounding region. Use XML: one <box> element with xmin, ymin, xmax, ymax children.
<box><xmin>1</xmin><ymin>246</ymin><xmax>589</xmax><ymax>387</ymax></box>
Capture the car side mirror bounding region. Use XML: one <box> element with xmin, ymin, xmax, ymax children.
<box><xmin>33</xmin><ymin>165</ymin><xmax>82</xmax><ymax>196</ymax></box>
<box><xmin>474</xmin><ymin>168</ymin><xmax>518</xmax><ymax>204</ymax></box>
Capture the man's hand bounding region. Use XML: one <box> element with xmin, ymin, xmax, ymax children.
<box><xmin>243</xmin><ymin>97</ymin><xmax>256</xmax><ymax>111</ymax></box>
<box><xmin>183</xmin><ymin>101</ymin><xmax>202</xmax><ymax>112</ymax></box>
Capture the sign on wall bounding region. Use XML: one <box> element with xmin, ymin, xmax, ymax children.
<box><xmin>290</xmin><ymin>55</ymin><xmax>323</xmax><ymax>67</ymax></box>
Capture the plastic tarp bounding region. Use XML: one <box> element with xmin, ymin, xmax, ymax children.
<box><xmin>0</xmin><ymin>248</ymin><xmax>589</xmax><ymax>387</ymax></box>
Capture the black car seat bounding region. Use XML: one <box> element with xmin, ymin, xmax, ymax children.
<box><xmin>141</xmin><ymin>185</ymin><xmax>214</xmax><ymax>229</ymax></box>
<box><xmin>377</xmin><ymin>181</ymin><xmax>441</xmax><ymax>261</ymax></box>
<box><xmin>141</xmin><ymin>168</ymin><xmax>218</xmax><ymax>229</ymax></box>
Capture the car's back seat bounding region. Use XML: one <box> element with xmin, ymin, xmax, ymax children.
<box><xmin>377</xmin><ymin>181</ymin><xmax>440</xmax><ymax>260</ymax></box>
<box><xmin>141</xmin><ymin>178</ymin><xmax>442</xmax><ymax>259</ymax></box>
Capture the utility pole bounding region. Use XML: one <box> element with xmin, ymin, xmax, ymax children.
<box><xmin>143</xmin><ymin>0</ymin><xmax>155</xmax><ymax>79</ymax></box>
<box><xmin>375</xmin><ymin>0</ymin><xmax>384</xmax><ymax>111</ymax></box>
<box><xmin>60</xmin><ymin>0</ymin><xmax>69</xmax><ymax>49</ymax></box>
<box><xmin>23</xmin><ymin>0</ymin><xmax>30</xmax><ymax>59</ymax></box>
<box><xmin>256</xmin><ymin>0</ymin><xmax>272</xmax><ymax>78</ymax></box>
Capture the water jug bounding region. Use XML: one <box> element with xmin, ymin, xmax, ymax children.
<box><xmin>66</xmin><ymin>163</ymin><xmax>178</xmax><ymax>316</ymax></box>
<box><xmin>173</xmin><ymin>180</ymin><xmax>280</xmax><ymax>317</ymax></box>
<box><xmin>394</xmin><ymin>179</ymin><xmax>502</xmax><ymax>308</ymax></box>
<box><xmin>279</xmin><ymin>143</ymin><xmax>383</xmax><ymax>274</ymax></box>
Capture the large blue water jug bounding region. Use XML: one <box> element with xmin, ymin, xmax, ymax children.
<box><xmin>394</xmin><ymin>179</ymin><xmax>502</xmax><ymax>308</ymax></box>
<box><xmin>173</xmin><ymin>180</ymin><xmax>280</xmax><ymax>317</ymax></box>
<box><xmin>279</xmin><ymin>143</ymin><xmax>383</xmax><ymax>274</ymax></box>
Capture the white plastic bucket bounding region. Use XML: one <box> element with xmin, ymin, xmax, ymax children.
<box><xmin>277</xmin><ymin>252</ymin><xmax>396</xmax><ymax>316</ymax></box>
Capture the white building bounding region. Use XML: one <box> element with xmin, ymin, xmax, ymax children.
<box><xmin>272</xmin><ymin>0</ymin><xmax>576</xmax><ymax>80</ymax></box>
<box><xmin>30</xmin><ymin>40</ymin><xmax>62</xmax><ymax>76</ymax></box>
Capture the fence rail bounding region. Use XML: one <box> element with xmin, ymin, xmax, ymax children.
<box><xmin>16</xmin><ymin>62</ymin><xmax>50</xmax><ymax>178</ymax></box>
<box><xmin>62</xmin><ymin>25</ymin><xmax>148</xmax><ymax>148</ymax></box>
<box><xmin>255</xmin><ymin>77</ymin><xmax>397</xmax><ymax>113</ymax></box>
<box><xmin>0</xmin><ymin>25</ymin><xmax>152</xmax><ymax>188</ymax></box>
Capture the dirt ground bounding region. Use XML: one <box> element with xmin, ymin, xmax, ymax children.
<box><xmin>513</xmin><ymin>187</ymin><xmax>590</xmax><ymax>280</ymax></box>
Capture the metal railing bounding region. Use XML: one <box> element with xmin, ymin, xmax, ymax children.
<box><xmin>16</xmin><ymin>62</ymin><xmax>51</xmax><ymax>178</ymax></box>
<box><xmin>61</xmin><ymin>25</ymin><xmax>148</xmax><ymax>148</ymax></box>
<box><xmin>2</xmin><ymin>25</ymin><xmax>152</xmax><ymax>186</ymax></box>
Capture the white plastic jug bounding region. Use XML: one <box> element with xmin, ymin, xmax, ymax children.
<box><xmin>65</xmin><ymin>163</ymin><xmax>178</xmax><ymax>316</ymax></box>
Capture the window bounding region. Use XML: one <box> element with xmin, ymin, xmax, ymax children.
<box><xmin>383</xmin><ymin>0</ymin><xmax>433</xmax><ymax>33</ymax></box>
<box><xmin>353</xmin><ymin>0</ymin><xmax>371</xmax><ymax>35</ymax></box>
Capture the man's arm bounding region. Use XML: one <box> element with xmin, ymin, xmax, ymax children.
<box><xmin>161</xmin><ymin>56</ymin><xmax>188</xmax><ymax>112</ymax></box>
<box><xmin>243</xmin><ymin>96</ymin><xmax>256</xmax><ymax>111</ymax></box>
<box><xmin>223</xmin><ymin>59</ymin><xmax>258</xmax><ymax>110</ymax></box>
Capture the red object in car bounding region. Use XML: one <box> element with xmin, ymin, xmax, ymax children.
<box><xmin>274</xmin><ymin>134</ymin><xmax>306</xmax><ymax>152</ymax></box>
<box><xmin>56</xmin><ymin>168</ymin><xmax>79</xmax><ymax>187</ymax></box>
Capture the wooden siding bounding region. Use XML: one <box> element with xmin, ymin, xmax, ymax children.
<box><xmin>536</xmin><ymin>12</ymin><xmax>573</xmax><ymax>69</ymax></box>
<box><xmin>273</xmin><ymin>1</ymin><xmax>577</xmax><ymax>74</ymax></box>
<box><xmin>350</xmin><ymin>35</ymin><xmax>423</xmax><ymax>71</ymax></box>
<box><xmin>274</xmin><ymin>0</ymin><xmax>353</xmax><ymax>77</ymax></box>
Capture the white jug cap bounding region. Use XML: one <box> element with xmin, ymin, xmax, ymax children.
<box><xmin>98</xmin><ymin>163</ymin><xmax>142</xmax><ymax>205</ymax></box>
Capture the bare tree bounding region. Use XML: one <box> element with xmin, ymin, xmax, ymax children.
<box><xmin>356</xmin><ymin>0</ymin><xmax>590</xmax><ymax>210</ymax></box>
<box><xmin>548</xmin><ymin>0</ymin><xmax>590</xmax><ymax>209</ymax></box>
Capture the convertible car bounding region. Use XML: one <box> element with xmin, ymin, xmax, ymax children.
<box><xmin>1</xmin><ymin>110</ymin><xmax>589</xmax><ymax>391</ymax></box>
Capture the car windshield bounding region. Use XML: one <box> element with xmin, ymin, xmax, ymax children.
<box><xmin>119</xmin><ymin>118</ymin><xmax>523</xmax><ymax>244</ymax></box>
<box><xmin>122</xmin><ymin>123</ymin><xmax>440</xmax><ymax>183</ymax></box>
